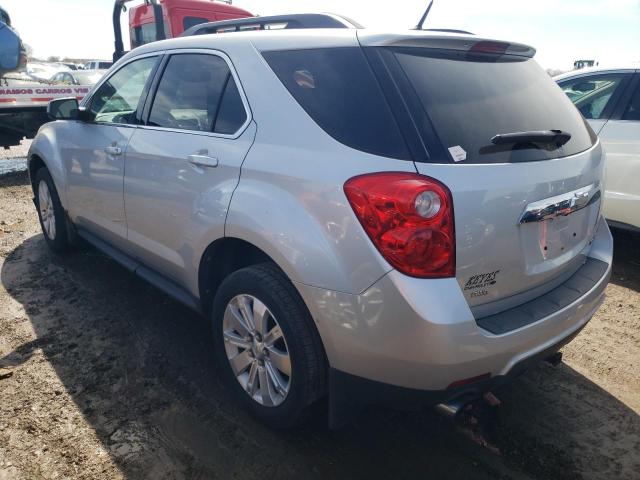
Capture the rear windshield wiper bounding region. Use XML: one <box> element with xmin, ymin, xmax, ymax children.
<box><xmin>491</xmin><ymin>129</ymin><xmax>572</xmax><ymax>148</ymax></box>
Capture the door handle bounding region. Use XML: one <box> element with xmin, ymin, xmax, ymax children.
<box><xmin>105</xmin><ymin>146</ymin><xmax>122</xmax><ymax>156</ymax></box>
<box><xmin>188</xmin><ymin>154</ymin><xmax>219</xmax><ymax>168</ymax></box>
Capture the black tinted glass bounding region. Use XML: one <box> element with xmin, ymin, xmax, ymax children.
<box><xmin>183</xmin><ymin>16</ymin><xmax>209</xmax><ymax>30</ymax></box>
<box><xmin>149</xmin><ymin>54</ymin><xmax>245</xmax><ymax>134</ymax></box>
<box><xmin>214</xmin><ymin>77</ymin><xmax>247</xmax><ymax>134</ymax></box>
<box><xmin>393</xmin><ymin>49</ymin><xmax>596</xmax><ymax>164</ymax></box>
<box><xmin>263</xmin><ymin>47</ymin><xmax>410</xmax><ymax>160</ymax></box>
<box><xmin>622</xmin><ymin>83</ymin><xmax>640</xmax><ymax>121</ymax></box>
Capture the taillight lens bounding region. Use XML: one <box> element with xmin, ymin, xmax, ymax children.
<box><xmin>469</xmin><ymin>41</ymin><xmax>509</xmax><ymax>55</ymax></box>
<box><xmin>344</xmin><ymin>172</ymin><xmax>455</xmax><ymax>278</ymax></box>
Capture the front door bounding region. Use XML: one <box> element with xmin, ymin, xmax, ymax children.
<box><xmin>124</xmin><ymin>51</ymin><xmax>254</xmax><ymax>295</ymax></box>
<box><xmin>63</xmin><ymin>55</ymin><xmax>158</xmax><ymax>247</ymax></box>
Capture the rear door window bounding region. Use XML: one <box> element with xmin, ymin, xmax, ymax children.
<box><xmin>148</xmin><ymin>53</ymin><xmax>247</xmax><ymax>134</ymax></box>
<box><xmin>391</xmin><ymin>48</ymin><xmax>596</xmax><ymax>164</ymax></box>
<box><xmin>558</xmin><ymin>73</ymin><xmax>628</xmax><ymax>119</ymax></box>
<box><xmin>263</xmin><ymin>48</ymin><xmax>410</xmax><ymax>160</ymax></box>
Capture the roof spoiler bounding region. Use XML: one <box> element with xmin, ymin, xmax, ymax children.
<box><xmin>181</xmin><ymin>13</ymin><xmax>363</xmax><ymax>37</ymax></box>
<box><xmin>358</xmin><ymin>32</ymin><xmax>536</xmax><ymax>58</ymax></box>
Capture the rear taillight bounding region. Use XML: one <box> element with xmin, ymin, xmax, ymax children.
<box><xmin>344</xmin><ymin>172</ymin><xmax>455</xmax><ymax>278</ymax></box>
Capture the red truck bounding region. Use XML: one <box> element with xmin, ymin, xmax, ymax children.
<box><xmin>121</xmin><ymin>0</ymin><xmax>253</xmax><ymax>58</ymax></box>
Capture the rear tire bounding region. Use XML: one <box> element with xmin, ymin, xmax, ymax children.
<box><xmin>212</xmin><ymin>262</ymin><xmax>326</xmax><ymax>428</ymax></box>
<box><xmin>34</xmin><ymin>168</ymin><xmax>72</xmax><ymax>253</ymax></box>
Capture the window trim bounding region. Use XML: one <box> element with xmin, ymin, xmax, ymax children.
<box><xmin>139</xmin><ymin>48</ymin><xmax>252</xmax><ymax>140</ymax></box>
<box><xmin>81</xmin><ymin>52</ymin><xmax>162</xmax><ymax>128</ymax></box>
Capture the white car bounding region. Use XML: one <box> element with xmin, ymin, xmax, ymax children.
<box><xmin>83</xmin><ymin>60</ymin><xmax>113</xmax><ymax>70</ymax></box>
<box><xmin>26</xmin><ymin>61</ymin><xmax>70</xmax><ymax>81</ymax></box>
<box><xmin>556</xmin><ymin>67</ymin><xmax>640</xmax><ymax>232</ymax></box>
<box><xmin>50</xmin><ymin>69</ymin><xmax>106</xmax><ymax>86</ymax></box>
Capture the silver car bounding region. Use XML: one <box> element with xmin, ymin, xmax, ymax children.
<box><xmin>29</xmin><ymin>24</ymin><xmax>612</xmax><ymax>428</ymax></box>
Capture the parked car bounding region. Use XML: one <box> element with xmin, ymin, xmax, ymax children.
<box><xmin>83</xmin><ymin>60</ymin><xmax>113</xmax><ymax>70</ymax></box>
<box><xmin>61</xmin><ymin>62</ymin><xmax>81</xmax><ymax>71</ymax></box>
<box><xmin>29</xmin><ymin>23</ymin><xmax>612</xmax><ymax>429</ymax></box>
<box><xmin>556</xmin><ymin>66</ymin><xmax>640</xmax><ymax>231</ymax></box>
<box><xmin>50</xmin><ymin>69</ymin><xmax>106</xmax><ymax>86</ymax></box>
<box><xmin>26</xmin><ymin>61</ymin><xmax>69</xmax><ymax>81</ymax></box>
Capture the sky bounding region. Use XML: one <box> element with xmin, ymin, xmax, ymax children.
<box><xmin>2</xmin><ymin>0</ymin><xmax>639</xmax><ymax>70</ymax></box>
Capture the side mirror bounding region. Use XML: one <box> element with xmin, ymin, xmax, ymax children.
<box><xmin>47</xmin><ymin>98</ymin><xmax>80</xmax><ymax>120</ymax></box>
<box><xmin>0</xmin><ymin>22</ymin><xmax>22</xmax><ymax>74</ymax></box>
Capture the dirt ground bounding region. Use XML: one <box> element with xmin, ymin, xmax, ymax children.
<box><xmin>0</xmin><ymin>168</ymin><xmax>638</xmax><ymax>480</ymax></box>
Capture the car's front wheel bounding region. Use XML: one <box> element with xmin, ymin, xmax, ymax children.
<box><xmin>212</xmin><ymin>263</ymin><xmax>326</xmax><ymax>428</ymax></box>
<box><xmin>34</xmin><ymin>168</ymin><xmax>72</xmax><ymax>252</ymax></box>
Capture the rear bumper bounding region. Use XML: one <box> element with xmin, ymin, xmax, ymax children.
<box><xmin>297</xmin><ymin>216</ymin><xmax>612</xmax><ymax>392</ymax></box>
<box><xmin>329</xmin><ymin>319</ymin><xmax>585</xmax><ymax>411</ymax></box>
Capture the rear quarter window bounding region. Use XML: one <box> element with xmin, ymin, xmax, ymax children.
<box><xmin>263</xmin><ymin>47</ymin><xmax>410</xmax><ymax>160</ymax></box>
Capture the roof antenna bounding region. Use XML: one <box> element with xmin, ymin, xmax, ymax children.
<box><xmin>414</xmin><ymin>0</ymin><xmax>434</xmax><ymax>30</ymax></box>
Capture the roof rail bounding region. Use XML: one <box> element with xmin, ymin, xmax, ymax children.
<box><xmin>181</xmin><ymin>13</ymin><xmax>362</xmax><ymax>37</ymax></box>
<box><xmin>425</xmin><ymin>28</ymin><xmax>474</xmax><ymax>35</ymax></box>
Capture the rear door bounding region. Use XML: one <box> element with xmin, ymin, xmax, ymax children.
<box><xmin>367</xmin><ymin>42</ymin><xmax>602</xmax><ymax>309</ymax></box>
<box><xmin>124</xmin><ymin>50</ymin><xmax>254</xmax><ymax>293</ymax></box>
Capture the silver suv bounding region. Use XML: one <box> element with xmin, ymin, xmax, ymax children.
<box><xmin>29</xmin><ymin>24</ymin><xmax>612</xmax><ymax>428</ymax></box>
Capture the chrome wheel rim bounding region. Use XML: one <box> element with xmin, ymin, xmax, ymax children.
<box><xmin>222</xmin><ymin>294</ymin><xmax>291</xmax><ymax>407</ymax></box>
<box><xmin>38</xmin><ymin>180</ymin><xmax>56</xmax><ymax>240</ymax></box>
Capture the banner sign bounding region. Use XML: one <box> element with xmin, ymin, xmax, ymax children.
<box><xmin>0</xmin><ymin>85</ymin><xmax>92</xmax><ymax>107</ymax></box>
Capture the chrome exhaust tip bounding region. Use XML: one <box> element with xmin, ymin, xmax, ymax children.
<box><xmin>434</xmin><ymin>395</ymin><xmax>475</xmax><ymax>420</ymax></box>
<box><xmin>435</xmin><ymin>391</ymin><xmax>501</xmax><ymax>420</ymax></box>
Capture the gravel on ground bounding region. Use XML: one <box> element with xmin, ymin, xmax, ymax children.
<box><xmin>0</xmin><ymin>170</ymin><xmax>638</xmax><ymax>480</ymax></box>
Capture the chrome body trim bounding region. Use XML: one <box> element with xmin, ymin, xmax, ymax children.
<box><xmin>519</xmin><ymin>183</ymin><xmax>601</xmax><ymax>224</ymax></box>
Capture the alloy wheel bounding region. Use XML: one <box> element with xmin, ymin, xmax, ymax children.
<box><xmin>222</xmin><ymin>294</ymin><xmax>292</xmax><ymax>407</ymax></box>
<box><xmin>38</xmin><ymin>180</ymin><xmax>56</xmax><ymax>240</ymax></box>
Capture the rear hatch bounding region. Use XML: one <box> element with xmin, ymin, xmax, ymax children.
<box><xmin>360</xmin><ymin>33</ymin><xmax>603</xmax><ymax>310</ymax></box>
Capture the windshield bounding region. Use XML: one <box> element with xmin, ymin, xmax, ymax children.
<box><xmin>392</xmin><ymin>48</ymin><xmax>596</xmax><ymax>163</ymax></box>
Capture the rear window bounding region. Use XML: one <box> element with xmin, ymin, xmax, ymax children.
<box><xmin>263</xmin><ymin>48</ymin><xmax>410</xmax><ymax>160</ymax></box>
<box><xmin>393</xmin><ymin>48</ymin><xmax>596</xmax><ymax>164</ymax></box>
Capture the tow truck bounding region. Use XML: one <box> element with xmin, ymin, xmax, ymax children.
<box><xmin>0</xmin><ymin>0</ymin><xmax>254</xmax><ymax>149</ymax></box>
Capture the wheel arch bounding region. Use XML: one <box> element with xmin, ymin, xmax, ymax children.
<box><xmin>197</xmin><ymin>235</ymin><xmax>337</xmax><ymax>371</ymax></box>
<box><xmin>198</xmin><ymin>237</ymin><xmax>276</xmax><ymax>317</ymax></box>
<box><xmin>28</xmin><ymin>123</ymin><xmax>68</xmax><ymax>208</ymax></box>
